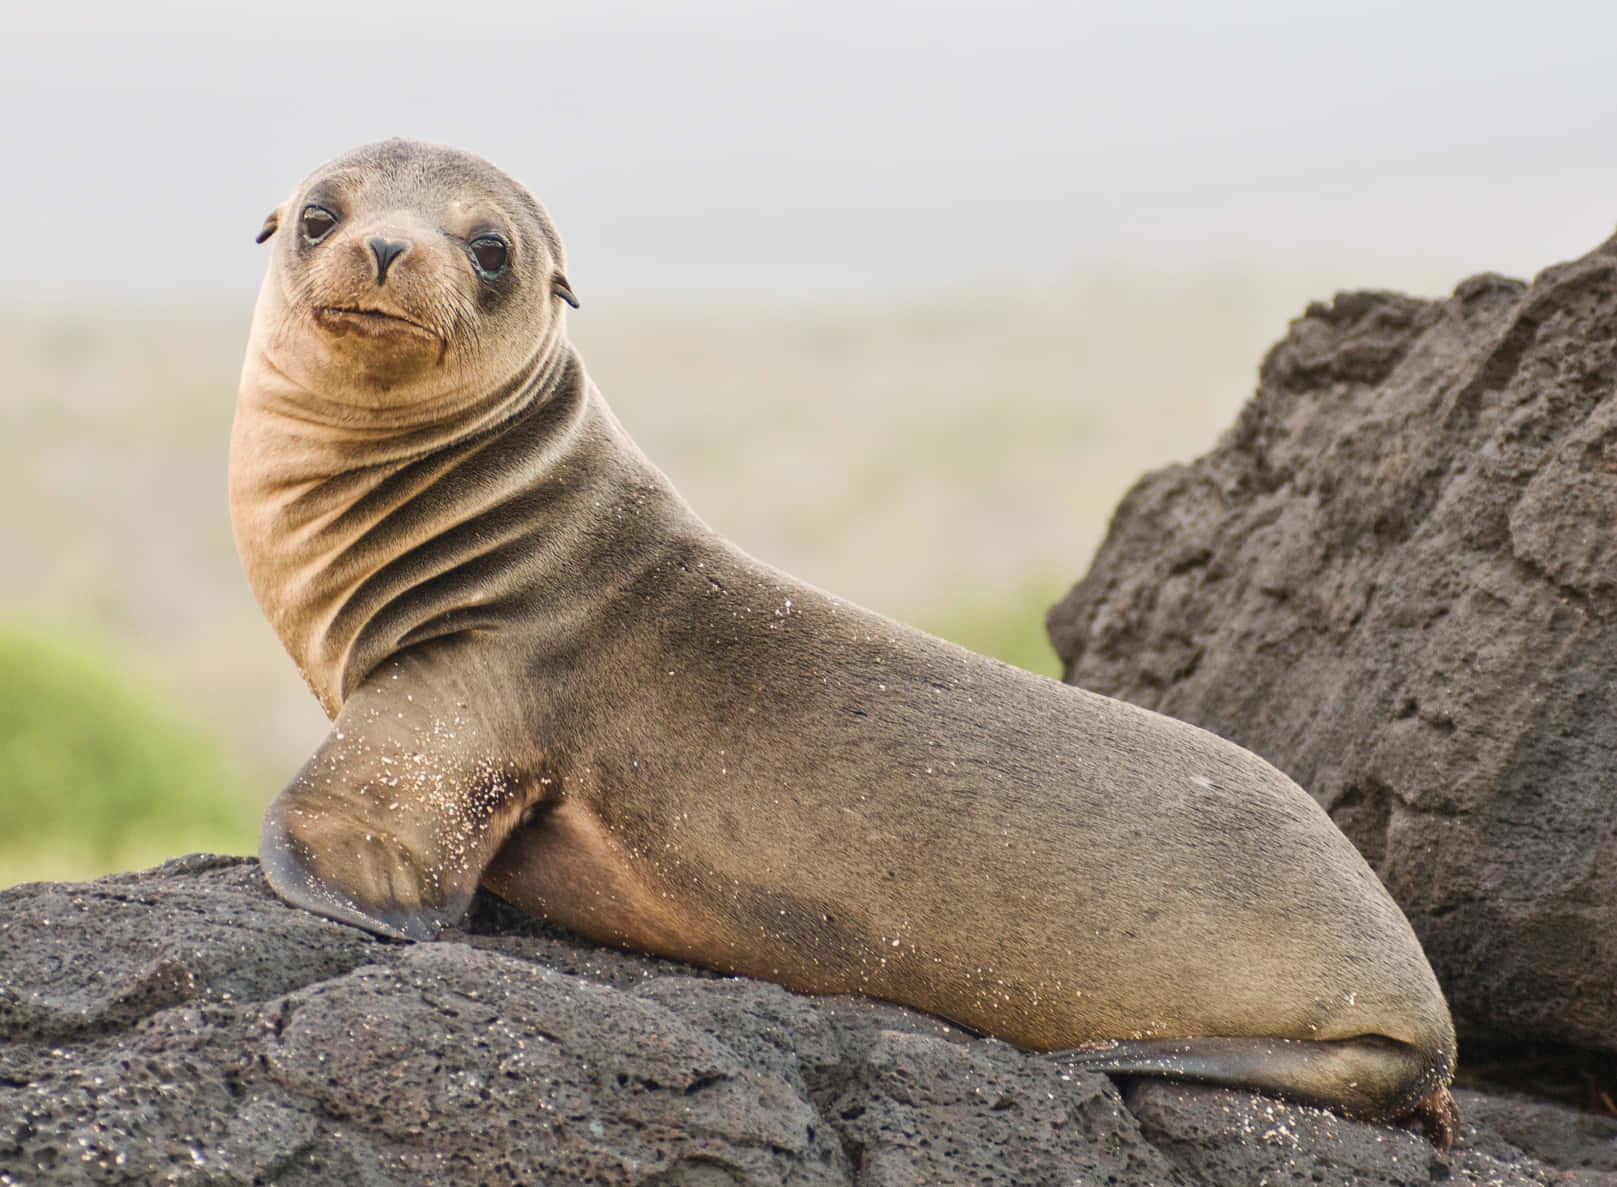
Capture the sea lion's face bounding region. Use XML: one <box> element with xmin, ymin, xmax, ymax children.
<box><xmin>251</xmin><ymin>139</ymin><xmax>577</xmax><ymax>408</ymax></box>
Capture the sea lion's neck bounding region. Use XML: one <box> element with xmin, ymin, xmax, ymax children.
<box><xmin>230</xmin><ymin>339</ymin><xmax>696</xmax><ymax>715</ymax></box>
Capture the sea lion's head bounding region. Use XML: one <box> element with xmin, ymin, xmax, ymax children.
<box><xmin>246</xmin><ymin>138</ymin><xmax>577</xmax><ymax>418</ymax></box>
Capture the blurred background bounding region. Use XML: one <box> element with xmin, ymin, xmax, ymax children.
<box><xmin>4</xmin><ymin>0</ymin><xmax>1616</xmax><ymax>885</ymax></box>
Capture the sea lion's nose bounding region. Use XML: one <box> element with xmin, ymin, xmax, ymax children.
<box><xmin>368</xmin><ymin>237</ymin><xmax>408</xmax><ymax>285</ymax></box>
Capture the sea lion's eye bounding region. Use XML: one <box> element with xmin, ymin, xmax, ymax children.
<box><xmin>469</xmin><ymin>237</ymin><xmax>509</xmax><ymax>276</ymax></box>
<box><xmin>300</xmin><ymin>206</ymin><xmax>338</xmax><ymax>244</ymax></box>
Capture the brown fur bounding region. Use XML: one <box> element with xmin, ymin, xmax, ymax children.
<box><xmin>231</xmin><ymin>139</ymin><xmax>1458</xmax><ymax>1141</ymax></box>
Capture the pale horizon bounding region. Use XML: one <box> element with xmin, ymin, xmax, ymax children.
<box><xmin>4</xmin><ymin>1</ymin><xmax>1616</xmax><ymax>315</ymax></box>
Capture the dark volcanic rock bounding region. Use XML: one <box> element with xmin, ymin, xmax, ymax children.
<box><xmin>1049</xmin><ymin>234</ymin><xmax>1617</xmax><ymax>1057</ymax></box>
<box><xmin>0</xmin><ymin>858</ymin><xmax>1575</xmax><ymax>1184</ymax></box>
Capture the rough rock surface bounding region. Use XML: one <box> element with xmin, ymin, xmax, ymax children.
<box><xmin>1049</xmin><ymin>233</ymin><xmax>1617</xmax><ymax>1057</ymax></box>
<box><xmin>0</xmin><ymin>857</ymin><xmax>1600</xmax><ymax>1184</ymax></box>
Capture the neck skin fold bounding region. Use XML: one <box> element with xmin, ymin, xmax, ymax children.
<box><xmin>229</xmin><ymin>267</ymin><xmax>602</xmax><ymax>714</ymax></box>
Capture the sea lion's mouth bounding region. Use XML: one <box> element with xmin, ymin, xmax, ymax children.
<box><xmin>314</xmin><ymin>306</ymin><xmax>439</xmax><ymax>344</ymax></box>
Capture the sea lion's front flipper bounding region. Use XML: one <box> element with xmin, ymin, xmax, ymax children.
<box><xmin>258</xmin><ymin>660</ymin><xmax>535</xmax><ymax>941</ymax></box>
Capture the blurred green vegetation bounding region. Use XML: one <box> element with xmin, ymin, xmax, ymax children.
<box><xmin>0</xmin><ymin>620</ymin><xmax>257</xmax><ymax>887</ymax></box>
<box><xmin>912</xmin><ymin>575</ymin><xmax>1069</xmax><ymax>680</ymax></box>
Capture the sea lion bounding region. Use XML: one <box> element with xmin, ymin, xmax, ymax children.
<box><xmin>230</xmin><ymin>138</ymin><xmax>1458</xmax><ymax>1144</ymax></box>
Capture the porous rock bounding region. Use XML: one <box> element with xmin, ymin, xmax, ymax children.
<box><xmin>1049</xmin><ymin>232</ymin><xmax>1617</xmax><ymax>1056</ymax></box>
<box><xmin>0</xmin><ymin>858</ymin><xmax>1578</xmax><ymax>1184</ymax></box>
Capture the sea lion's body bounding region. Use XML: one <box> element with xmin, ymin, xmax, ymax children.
<box><xmin>231</xmin><ymin>140</ymin><xmax>1457</xmax><ymax>1140</ymax></box>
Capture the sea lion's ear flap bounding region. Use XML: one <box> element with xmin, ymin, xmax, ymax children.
<box><xmin>553</xmin><ymin>275</ymin><xmax>580</xmax><ymax>309</ymax></box>
<box><xmin>255</xmin><ymin>208</ymin><xmax>281</xmax><ymax>245</ymax></box>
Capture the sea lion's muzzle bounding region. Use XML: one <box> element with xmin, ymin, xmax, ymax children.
<box><xmin>306</xmin><ymin>227</ymin><xmax>440</xmax><ymax>349</ymax></box>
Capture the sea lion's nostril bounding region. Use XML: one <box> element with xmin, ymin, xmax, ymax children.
<box><xmin>368</xmin><ymin>237</ymin><xmax>408</xmax><ymax>285</ymax></box>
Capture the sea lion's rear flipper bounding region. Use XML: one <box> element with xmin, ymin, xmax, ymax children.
<box><xmin>258</xmin><ymin>661</ymin><xmax>536</xmax><ymax>941</ymax></box>
<box><xmin>1055</xmin><ymin>1034</ymin><xmax>1458</xmax><ymax>1148</ymax></box>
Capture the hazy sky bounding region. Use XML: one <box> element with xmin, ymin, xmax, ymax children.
<box><xmin>6</xmin><ymin>0</ymin><xmax>1617</xmax><ymax>312</ymax></box>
